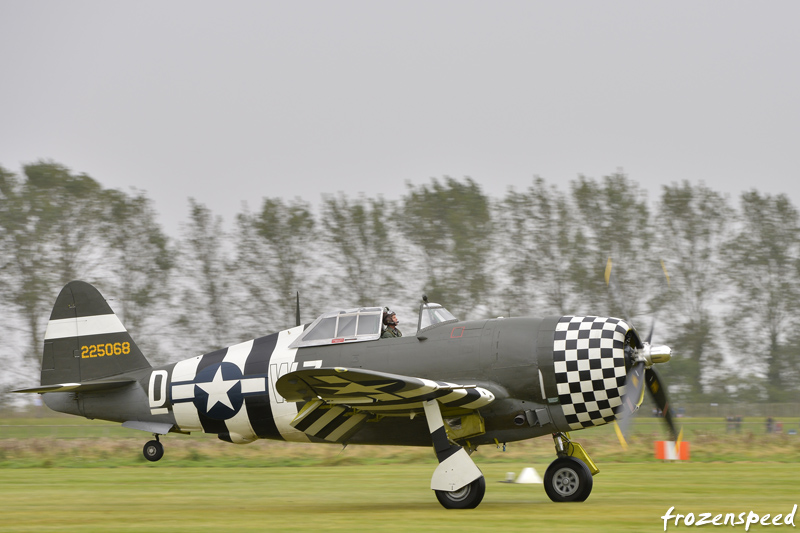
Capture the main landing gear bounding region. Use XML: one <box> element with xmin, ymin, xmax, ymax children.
<box><xmin>423</xmin><ymin>399</ymin><xmax>486</xmax><ymax>509</ymax></box>
<box><xmin>543</xmin><ymin>432</ymin><xmax>597</xmax><ymax>502</ymax></box>
<box><xmin>143</xmin><ymin>434</ymin><xmax>164</xmax><ymax>462</ymax></box>
<box><xmin>434</xmin><ymin>476</ymin><xmax>486</xmax><ymax>509</ymax></box>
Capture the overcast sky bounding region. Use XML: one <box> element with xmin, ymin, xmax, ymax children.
<box><xmin>2</xmin><ymin>1</ymin><xmax>799</xmax><ymax>235</ymax></box>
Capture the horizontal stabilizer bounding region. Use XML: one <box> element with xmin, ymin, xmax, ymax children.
<box><xmin>12</xmin><ymin>379</ymin><xmax>135</xmax><ymax>394</ymax></box>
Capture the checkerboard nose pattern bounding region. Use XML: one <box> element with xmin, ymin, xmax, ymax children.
<box><xmin>553</xmin><ymin>316</ymin><xmax>631</xmax><ymax>431</ymax></box>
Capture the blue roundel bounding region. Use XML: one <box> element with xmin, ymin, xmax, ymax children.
<box><xmin>192</xmin><ymin>362</ymin><xmax>244</xmax><ymax>420</ymax></box>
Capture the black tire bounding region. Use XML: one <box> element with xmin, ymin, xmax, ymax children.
<box><xmin>543</xmin><ymin>456</ymin><xmax>593</xmax><ymax>502</ymax></box>
<box><xmin>434</xmin><ymin>476</ymin><xmax>486</xmax><ymax>509</ymax></box>
<box><xmin>143</xmin><ymin>440</ymin><xmax>164</xmax><ymax>462</ymax></box>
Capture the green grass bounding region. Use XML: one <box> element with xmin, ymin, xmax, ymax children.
<box><xmin>0</xmin><ymin>463</ymin><xmax>798</xmax><ymax>532</ymax></box>
<box><xmin>1</xmin><ymin>417</ymin><xmax>799</xmax><ymax>531</ymax></box>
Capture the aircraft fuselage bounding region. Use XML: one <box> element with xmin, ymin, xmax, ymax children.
<box><xmin>44</xmin><ymin>314</ymin><xmax>631</xmax><ymax>448</ymax></box>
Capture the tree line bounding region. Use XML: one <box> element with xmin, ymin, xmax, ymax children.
<box><xmin>2</xmin><ymin>160</ymin><xmax>799</xmax><ymax>405</ymax></box>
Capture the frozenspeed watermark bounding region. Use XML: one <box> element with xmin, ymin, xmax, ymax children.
<box><xmin>662</xmin><ymin>505</ymin><xmax>797</xmax><ymax>531</ymax></box>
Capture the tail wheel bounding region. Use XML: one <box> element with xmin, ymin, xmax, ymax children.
<box><xmin>544</xmin><ymin>457</ymin><xmax>593</xmax><ymax>502</ymax></box>
<box><xmin>434</xmin><ymin>476</ymin><xmax>486</xmax><ymax>509</ymax></box>
<box><xmin>143</xmin><ymin>440</ymin><xmax>164</xmax><ymax>462</ymax></box>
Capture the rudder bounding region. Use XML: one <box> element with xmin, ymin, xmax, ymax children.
<box><xmin>41</xmin><ymin>281</ymin><xmax>151</xmax><ymax>385</ymax></box>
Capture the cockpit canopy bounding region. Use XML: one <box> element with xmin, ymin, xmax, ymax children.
<box><xmin>289</xmin><ymin>307</ymin><xmax>384</xmax><ymax>349</ymax></box>
<box><xmin>289</xmin><ymin>300</ymin><xmax>459</xmax><ymax>349</ymax></box>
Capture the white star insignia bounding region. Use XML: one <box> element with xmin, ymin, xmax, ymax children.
<box><xmin>196</xmin><ymin>367</ymin><xmax>238</xmax><ymax>412</ymax></box>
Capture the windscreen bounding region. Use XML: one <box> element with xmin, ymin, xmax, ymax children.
<box><xmin>419</xmin><ymin>304</ymin><xmax>457</xmax><ymax>331</ymax></box>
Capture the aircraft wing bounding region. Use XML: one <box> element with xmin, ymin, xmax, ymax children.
<box><xmin>276</xmin><ymin>367</ymin><xmax>495</xmax><ymax>410</ymax></box>
<box><xmin>275</xmin><ymin>367</ymin><xmax>495</xmax><ymax>444</ymax></box>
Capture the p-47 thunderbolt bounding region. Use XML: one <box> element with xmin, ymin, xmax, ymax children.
<box><xmin>14</xmin><ymin>281</ymin><xmax>675</xmax><ymax>509</ymax></box>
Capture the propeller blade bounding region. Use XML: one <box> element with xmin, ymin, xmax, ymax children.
<box><xmin>645</xmin><ymin>366</ymin><xmax>678</xmax><ymax>441</ymax></box>
<box><xmin>615</xmin><ymin>361</ymin><xmax>646</xmax><ymax>446</ymax></box>
<box><xmin>615</xmin><ymin>414</ymin><xmax>636</xmax><ymax>451</ymax></box>
<box><xmin>605</xmin><ymin>257</ymin><xmax>644</xmax><ymax>348</ymax></box>
<box><xmin>645</xmin><ymin>318</ymin><xmax>656</xmax><ymax>345</ymax></box>
<box><xmin>605</xmin><ymin>258</ymin><xmax>631</xmax><ymax>321</ymax></box>
<box><xmin>660</xmin><ymin>259</ymin><xmax>671</xmax><ymax>288</ymax></box>
<box><xmin>675</xmin><ymin>426</ymin><xmax>685</xmax><ymax>457</ymax></box>
<box><xmin>645</xmin><ymin>260</ymin><xmax>671</xmax><ymax>344</ymax></box>
<box><xmin>613</xmin><ymin>420</ymin><xmax>629</xmax><ymax>451</ymax></box>
<box><xmin>625</xmin><ymin>361</ymin><xmax>647</xmax><ymax>413</ymax></box>
<box><xmin>608</xmin><ymin>258</ymin><xmax>677</xmax><ymax>448</ymax></box>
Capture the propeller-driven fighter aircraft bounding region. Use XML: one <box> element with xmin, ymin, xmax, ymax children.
<box><xmin>14</xmin><ymin>280</ymin><xmax>676</xmax><ymax>509</ymax></box>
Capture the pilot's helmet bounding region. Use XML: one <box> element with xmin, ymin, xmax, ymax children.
<box><xmin>383</xmin><ymin>309</ymin><xmax>397</xmax><ymax>325</ymax></box>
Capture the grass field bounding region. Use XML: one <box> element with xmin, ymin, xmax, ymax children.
<box><xmin>1</xmin><ymin>417</ymin><xmax>799</xmax><ymax>532</ymax></box>
<box><xmin>1</xmin><ymin>464</ymin><xmax>798</xmax><ymax>532</ymax></box>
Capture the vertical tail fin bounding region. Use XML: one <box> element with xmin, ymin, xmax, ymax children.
<box><xmin>40</xmin><ymin>281</ymin><xmax>151</xmax><ymax>385</ymax></box>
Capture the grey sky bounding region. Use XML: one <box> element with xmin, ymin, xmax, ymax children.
<box><xmin>2</xmin><ymin>1</ymin><xmax>799</xmax><ymax>235</ymax></box>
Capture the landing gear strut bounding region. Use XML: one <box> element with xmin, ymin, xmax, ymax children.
<box><xmin>543</xmin><ymin>432</ymin><xmax>596</xmax><ymax>502</ymax></box>
<box><xmin>143</xmin><ymin>434</ymin><xmax>164</xmax><ymax>462</ymax></box>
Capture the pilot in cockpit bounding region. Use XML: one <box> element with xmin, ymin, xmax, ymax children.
<box><xmin>381</xmin><ymin>308</ymin><xmax>402</xmax><ymax>338</ymax></box>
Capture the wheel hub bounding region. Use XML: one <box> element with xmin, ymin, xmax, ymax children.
<box><xmin>552</xmin><ymin>467</ymin><xmax>579</xmax><ymax>496</ymax></box>
<box><xmin>446</xmin><ymin>485</ymin><xmax>471</xmax><ymax>502</ymax></box>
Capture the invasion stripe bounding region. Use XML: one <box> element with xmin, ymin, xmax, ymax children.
<box><xmin>44</xmin><ymin>315</ymin><xmax>126</xmax><ymax>340</ymax></box>
<box><xmin>396</xmin><ymin>378</ymin><xmax>439</xmax><ymax>398</ymax></box>
<box><xmin>244</xmin><ymin>333</ymin><xmax>281</xmax><ymax>439</ymax></box>
<box><xmin>341</xmin><ymin>387</ymin><xmax>494</xmax><ymax>412</ymax></box>
<box><xmin>291</xmin><ymin>400</ymin><xmax>328</xmax><ymax>432</ymax></box>
<box><xmin>306</xmin><ymin>405</ymin><xmax>347</xmax><ymax>435</ymax></box>
<box><xmin>442</xmin><ymin>391</ymin><xmax>480</xmax><ymax>407</ymax></box>
<box><xmin>460</xmin><ymin>388</ymin><xmax>495</xmax><ymax>409</ymax></box>
<box><xmin>269</xmin><ymin>327</ymin><xmax>311</xmax><ymax>442</ymax></box>
<box><xmin>324</xmin><ymin>413</ymin><xmax>368</xmax><ymax>442</ymax></box>
<box><xmin>223</xmin><ymin>340</ymin><xmax>254</xmax><ymax>371</ymax></box>
<box><xmin>437</xmin><ymin>390</ymin><xmax>468</xmax><ymax>404</ymax></box>
<box><xmin>222</xmin><ymin>340</ymin><xmax>258</xmax><ymax>443</ymax></box>
<box><xmin>171</xmin><ymin>356</ymin><xmax>204</xmax><ymax>432</ymax></box>
<box><xmin>313</xmin><ymin>409</ymin><xmax>353</xmax><ymax>440</ymax></box>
